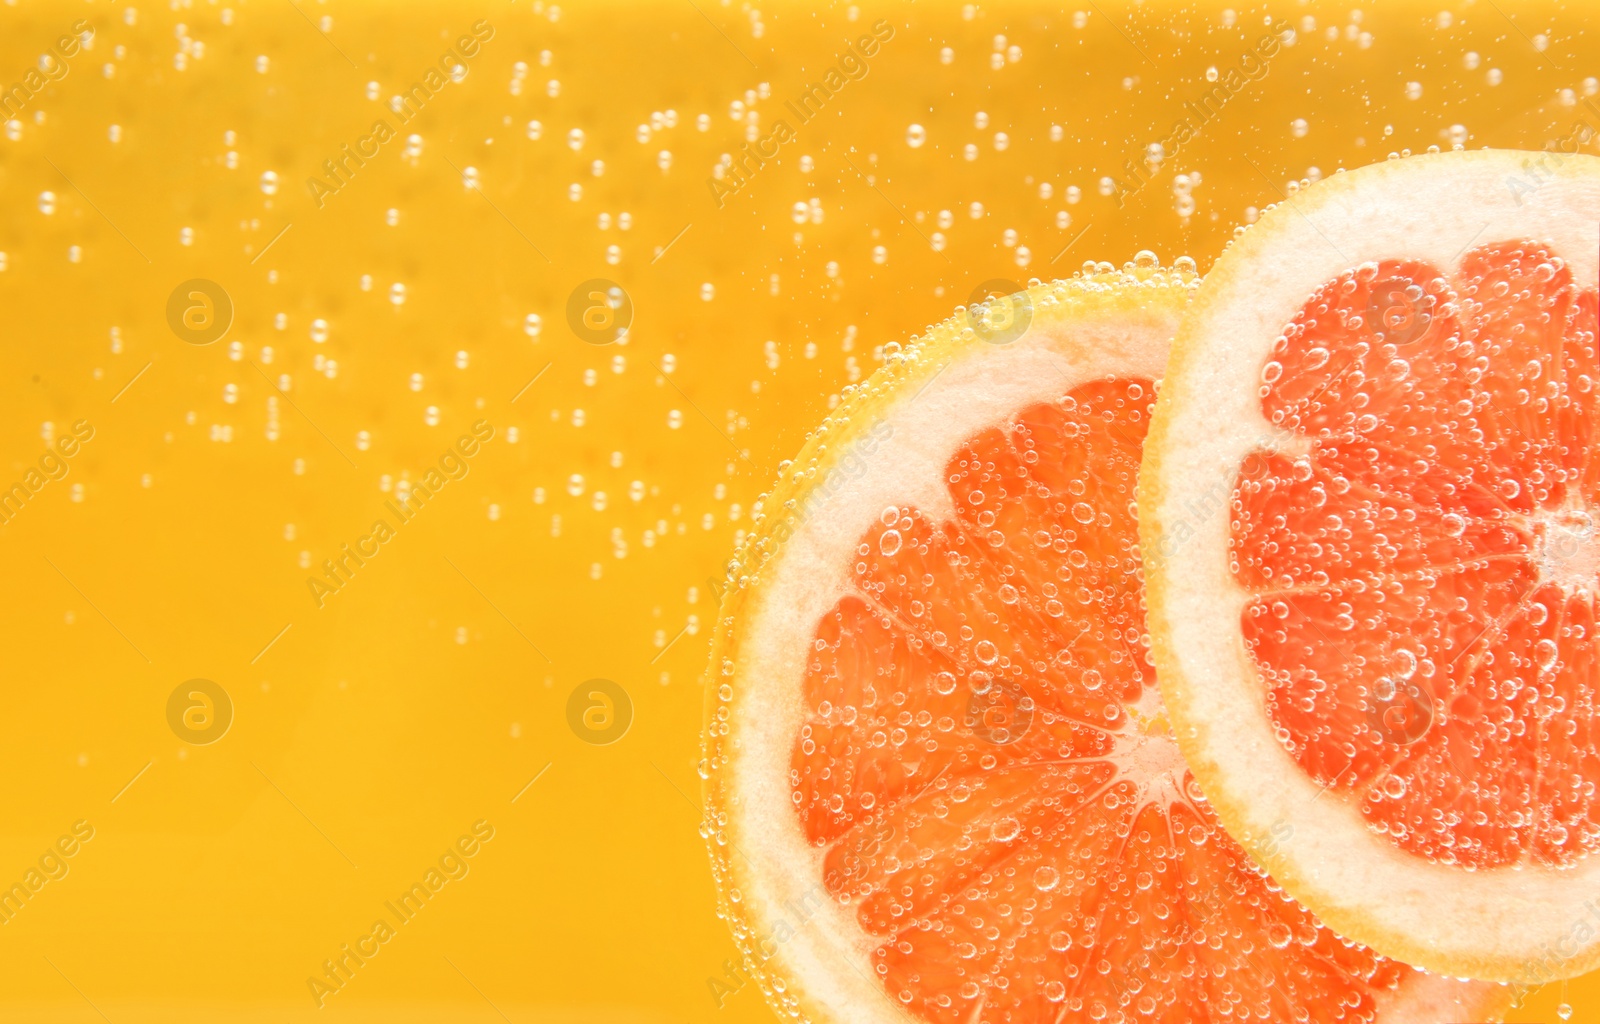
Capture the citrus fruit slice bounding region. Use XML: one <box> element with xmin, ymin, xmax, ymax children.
<box><xmin>702</xmin><ymin>262</ymin><xmax>1508</xmax><ymax>1024</ymax></box>
<box><xmin>1141</xmin><ymin>148</ymin><xmax>1600</xmax><ymax>984</ymax></box>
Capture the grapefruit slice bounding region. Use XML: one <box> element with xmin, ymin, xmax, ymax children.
<box><xmin>1141</xmin><ymin>149</ymin><xmax>1600</xmax><ymax>984</ymax></box>
<box><xmin>701</xmin><ymin>262</ymin><xmax>1508</xmax><ymax>1024</ymax></box>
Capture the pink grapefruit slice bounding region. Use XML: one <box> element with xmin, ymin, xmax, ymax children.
<box><xmin>702</xmin><ymin>262</ymin><xmax>1508</xmax><ymax>1024</ymax></box>
<box><xmin>1141</xmin><ymin>148</ymin><xmax>1600</xmax><ymax>984</ymax></box>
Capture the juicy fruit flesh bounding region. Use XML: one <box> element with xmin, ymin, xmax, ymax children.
<box><xmin>790</xmin><ymin>379</ymin><xmax>1415</xmax><ymax>1024</ymax></box>
<box><xmin>1235</xmin><ymin>241</ymin><xmax>1600</xmax><ymax>869</ymax></box>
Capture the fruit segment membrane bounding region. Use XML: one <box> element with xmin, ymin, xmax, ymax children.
<box><xmin>1235</xmin><ymin>242</ymin><xmax>1600</xmax><ymax>868</ymax></box>
<box><xmin>790</xmin><ymin>380</ymin><xmax>1415</xmax><ymax>1023</ymax></box>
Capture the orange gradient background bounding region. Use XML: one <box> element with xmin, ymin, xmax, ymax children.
<box><xmin>0</xmin><ymin>0</ymin><xmax>1592</xmax><ymax>1020</ymax></box>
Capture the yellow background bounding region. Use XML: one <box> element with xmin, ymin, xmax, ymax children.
<box><xmin>0</xmin><ymin>0</ymin><xmax>1592</xmax><ymax>1019</ymax></box>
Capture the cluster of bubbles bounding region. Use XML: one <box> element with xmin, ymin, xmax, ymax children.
<box><xmin>1236</xmin><ymin>242</ymin><xmax>1600</xmax><ymax>869</ymax></box>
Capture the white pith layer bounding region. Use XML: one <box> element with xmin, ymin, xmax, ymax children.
<box><xmin>1144</xmin><ymin>149</ymin><xmax>1600</xmax><ymax>983</ymax></box>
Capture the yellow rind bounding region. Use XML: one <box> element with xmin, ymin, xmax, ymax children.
<box><xmin>1140</xmin><ymin>148</ymin><xmax>1600</xmax><ymax>992</ymax></box>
